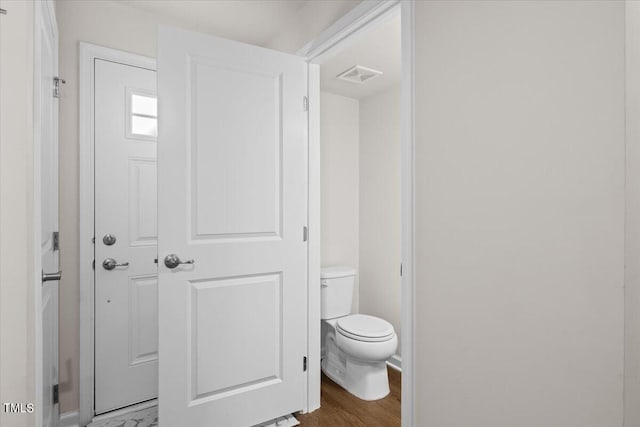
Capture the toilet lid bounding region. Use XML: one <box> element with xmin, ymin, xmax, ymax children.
<box><xmin>336</xmin><ymin>314</ymin><xmax>395</xmax><ymax>343</ymax></box>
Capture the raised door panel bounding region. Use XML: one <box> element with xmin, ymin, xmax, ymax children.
<box><xmin>129</xmin><ymin>275</ymin><xmax>158</xmax><ymax>366</ymax></box>
<box><xmin>129</xmin><ymin>159</ymin><xmax>158</xmax><ymax>246</ymax></box>
<box><xmin>190</xmin><ymin>58</ymin><xmax>282</xmax><ymax>240</ymax></box>
<box><xmin>190</xmin><ymin>273</ymin><xmax>282</xmax><ymax>401</ymax></box>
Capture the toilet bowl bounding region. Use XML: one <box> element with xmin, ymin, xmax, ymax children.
<box><xmin>321</xmin><ymin>314</ymin><xmax>398</xmax><ymax>400</ymax></box>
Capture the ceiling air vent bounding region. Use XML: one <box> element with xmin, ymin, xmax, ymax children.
<box><xmin>336</xmin><ymin>65</ymin><xmax>383</xmax><ymax>84</ymax></box>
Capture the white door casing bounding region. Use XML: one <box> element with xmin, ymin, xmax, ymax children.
<box><xmin>157</xmin><ymin>26</ymin><xmax>308</xmax><ymax>426</ymax></box>
<box><xmin>36</xmin><ymin>0</ymin><xmax>60</xmax><ymax>425</ymax></box>
<box><xmin>94</xmin><ymin>60</ymin><xmax>158</xmax><ymax>414</ymax></box>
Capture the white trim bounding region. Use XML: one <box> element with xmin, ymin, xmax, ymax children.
<box><xmin>302</xmin><ymin>2</ymin><xmax>415</xmax><ymax>426</ymax></box>
<box><xmin>60</xmin><ymin>411</ymin><xmax>80</xmax><ymax>427</ymax></box>
<box><xmin>387</xmin><ymin>355</ymin><xmax>402</xmax><ymax>372</ymax></box>
<box><xmin>79</xmin><ymin>42</ymin><xmax>155</xmax><ymax>427</ymax></box>
<box><xmin>306</xmin><ymin>63</ymin><xmax>321</xmax><ymax>413</ymax></box>
<box><xmin>296</xmin><ymin>0</ymin><xmax>399</xmax><ymax>62</ymax></box>
<box><xmin>625</xmin><ymin>1</ymin><xmax>640</xmax><ymax>426</ymax></box>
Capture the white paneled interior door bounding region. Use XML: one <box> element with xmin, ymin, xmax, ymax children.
<box><xmin>38</xmin><ymin>1</ymin><xmax>59</xmax><ymax>425</ymax></box>
<box><xmin>157</xmin><ymin>27</ymin><xmax>308</xmax><ymax>426</ymax></box>
<box><xmin>94</xmin><ymin>59</ymin><xmax>158</xmax><ymax>414</ymax></box>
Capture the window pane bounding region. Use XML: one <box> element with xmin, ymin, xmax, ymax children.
<box><xmin>131</xmin><ymin>115</ymin><xmax>157</xmax><ymax>137</ymax></box>
<box><xmin>131</xmin><ymin>93</ymin><xmax>157</xmax><ymax>117</ymax></box>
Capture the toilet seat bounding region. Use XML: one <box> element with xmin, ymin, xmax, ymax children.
<box><xmin>336</xmin><ymin>314</ymin><xmax>395</xmax><ymax>343</ymax></box>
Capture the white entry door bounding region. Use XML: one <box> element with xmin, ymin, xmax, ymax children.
<box><xmin>94</xmin><ymin>59</ymin><xmax>158</xmax><ymax>414</ymax></box>
<box><xmin>38</xmin><ymin>1</ymin><xmax>60</xmax><ymax>425</ymax></box>
<box><xmin>157</xmin><ymin>27</ymin><xmax>308</xmax><ymax>426</ymax></box>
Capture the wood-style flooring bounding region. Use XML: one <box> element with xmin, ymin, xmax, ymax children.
<box><xmin>87</xmin><ymin>370</ymin><xmax>400</xmax><ymax>427</ymax></box>
<box><xmin>297</xmin><ymin>368</ymin><xmax>401</xmax><ymax>427</ymax></box>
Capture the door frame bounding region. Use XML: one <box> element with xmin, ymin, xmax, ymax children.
<box><xmin>78</xmin><ymin>42</ymin><xmax>156</xmax><ymax>426</ymax></box>
<box><xmin>298</xmin><ymin>1</ymin><xmax>415</xmax><ymax>425</ymax></box>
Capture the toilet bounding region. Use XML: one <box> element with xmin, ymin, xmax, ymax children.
<box><xmin>320</xmin><ymin>266</ymin><xmax>398</xmax><ymax>401</ymax></box>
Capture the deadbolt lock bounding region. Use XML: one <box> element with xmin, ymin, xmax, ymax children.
<box><xmin>103</xmin><ymin>234</ymin><xmax>116</xmax><ymax>246</ymax></box>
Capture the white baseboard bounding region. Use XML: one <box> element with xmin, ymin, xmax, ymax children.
<box><xmin>387</xmin><ymin>354</ymin><xmax>402</xmax><ymax>372</ymax></box>
<box><xmin>60</xmin><ymin>410</ymin><xmax>80</xmax><ymax>427</ymax></box>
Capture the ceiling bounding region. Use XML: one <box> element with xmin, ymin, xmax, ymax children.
<box><xmin>109</xmin><ymin>0</ymin><xmax>399</xmax><ymax>100</ymax></box>
<box><xmin>320</xmin><ymin>13</ymin><xmax>401</xmax><ymax>100</ymax></box>
<box><xmin>109</xmin><ymin>0</ymin><xmax>310</xmax><ymax>47</ymax></box>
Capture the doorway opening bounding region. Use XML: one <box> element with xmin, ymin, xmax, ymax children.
<box><xmin>299</xmin><ymin>3</ymin><xmax>405</xmax><ymax>426</ymax></box>
<box><xmin>78</xmin><ymin>44</ymin><xmax>158</xmax><ymax>426</ymax></box>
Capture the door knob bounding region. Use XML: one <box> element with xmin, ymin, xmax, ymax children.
<box><xmin>102</xmin><ymin>258</ymin><xmax>129</xmax><ymax>271</ymax></box>
<box><xmin>42</xmin><ymin>270</ymin><xmax>62</xmax><ymax>283</ymax></box>
<box><xmin>164</xmin><ymin>254</ymin><xmax>195</xmax><ymax>269</ymax></box>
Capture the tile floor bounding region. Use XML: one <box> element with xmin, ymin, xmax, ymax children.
<box><xmin>87</xmin><ymin>407</ymin><xmax>299</xmax><ymax>427</ymax></box>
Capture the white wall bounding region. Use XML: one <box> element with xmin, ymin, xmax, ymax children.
<box><xmin>266</xmin><ymin>0</ymin><xmax>359</xmax><ymax>54</ymax></box>
<box><xmin>0</xmin><ymin>1</ymin><xmax>36</xmax><ymax>426</ymax></box>
<box><xmin>413</xmin><ymin>1</ymin><xmax>625</xmax><ymax>426</ymax></box>
<box><xmin>359</xmin><ymin>87</ymin><xmax>401</xmax><ymax>355</ymax></box>
<box><xmin>320</xmin><ymin>92</ymin><xmax>360</xmax><ymax>312</ymax></box>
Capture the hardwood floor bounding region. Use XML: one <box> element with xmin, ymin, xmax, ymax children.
<box><xmin>297</xmin><ymin>368</ymin><xmax>401</xmax><ymax>427</ymax></box>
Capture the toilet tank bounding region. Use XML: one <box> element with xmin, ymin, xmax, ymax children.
<box><xmin>321</xmin><ymin>266</ymin><xmax>357</xmax><ymax>319</ymax></box>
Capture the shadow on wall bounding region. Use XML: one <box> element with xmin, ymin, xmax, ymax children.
<box><xmin>59</xmin><ymin>358</ymin><xmax>73</xmax><ymax>394</ymax></box>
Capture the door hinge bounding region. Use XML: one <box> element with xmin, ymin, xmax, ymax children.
<box><xmin>303</xmin><ymin>356</ymin><xmax>307</xmax><ymax>372</ymax></box>
<box><xmin>52</xmin><ymin>231</ymin><xmax>59</xmax><ymax>251</ymax></box>
<box><xmin>303</xmin><ymin>226</ymin><xmax>308</xmax><ymax>242</ymax></box>
<box><xmin>53</xmin><ymin>77</ymin><xmax>65</xmax><ymax>98</ymax></box>
<box><xmin>92</xmin><ymin>260</ymin><xmax>95</xmax><ymax>270</ymax></box>
<box><xmin>400</xmin><ymin>263</ymin><xmax>403</xmax><ymax>277</ymax></box>
<box><xmin>52</xmin><ymin>384</ymin><xmax>59</xmax><ymax>405</ymax></box>
<box><xmin>303</xmin><ymin>96</ymin><xmax>309</xmax><ymax>112</ymax></box>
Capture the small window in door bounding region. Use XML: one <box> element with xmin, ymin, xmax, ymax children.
<box><xmin>126</xmin><ymin>88</ymin><xmax>157</xmax><ymax>140</ymax></box>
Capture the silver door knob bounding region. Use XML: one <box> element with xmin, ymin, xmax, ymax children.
<box><xmin>42</xmin><ymin>270</ymin><xmax>62</xmax><ymax>283</ymax></box>
<box><xmin>164</xmin><ymin>254</ymin><xmax>195</xmax><ymax>269</ymax></box>
<box><xmin>102</xmin><ymin>258</ymin><xmax>129</xmax><ymax>271</ymax></box>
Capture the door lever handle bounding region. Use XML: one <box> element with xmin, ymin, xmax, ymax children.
<box><xmin>102</xmin><ymin>258</ymin><xmax>129</xmax><ymax>271</ymax></box>
<box><xmin>42</xmin><ymin>270</ymin><xmax>62</xmax><ymax>283</ymax></box>
<box><xmin>164</xmin><ymin>254</ymin><xmax>195</xmax><ymax>269</ymax></box>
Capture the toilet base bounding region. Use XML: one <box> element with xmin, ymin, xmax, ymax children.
<box><xmin>321</xmin><ymin>333</ymin><xmax>390</xmax><ymax>401</ymax></box>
